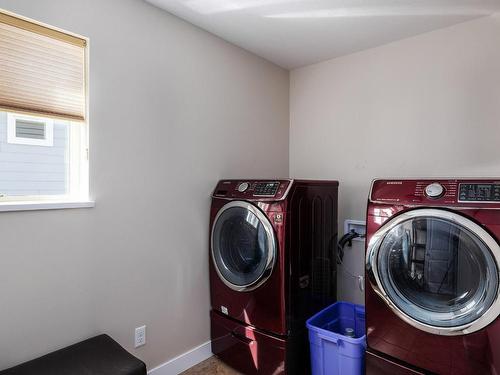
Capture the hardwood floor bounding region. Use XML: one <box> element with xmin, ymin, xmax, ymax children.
<box><xmin>180</xmin><ymin>356</ymin><xmax>242</xmax><ymax>375</ymax></box>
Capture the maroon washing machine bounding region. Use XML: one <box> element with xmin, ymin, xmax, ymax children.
<box><xmin>209</xmin><ymin>179</ymin><xmax>338</xmax><ymax>374</ymax></box>
<box><xmin>365</xmin><ymin>179</ymin><xmax>500</xmax><ymax>374</ymax></box>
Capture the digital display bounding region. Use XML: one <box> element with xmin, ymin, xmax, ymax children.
<box><xmin>254</xmin><ymin>182</ymin><xmax>280</xmax><ymax>196</ymax></box>
<box><xmin>459</xmin><ymin>183</ymin><xmax>500</xmax><ymax>202</ymax></box>
<box><xmin>477</xmin><ymin>184</ymin><xmax>492</xmax><ymax>196</ymax></box>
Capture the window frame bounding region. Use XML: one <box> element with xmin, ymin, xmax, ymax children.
<box><xmin>0</xmin><ymin>10</ymin><xmax>91</xmax><ymax>209</ymax></box>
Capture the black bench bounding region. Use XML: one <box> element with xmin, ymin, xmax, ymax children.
<box><xmin>0</xmin><ymin>334</ymin><xmax>146</xmax><ymax>375</ymax></box>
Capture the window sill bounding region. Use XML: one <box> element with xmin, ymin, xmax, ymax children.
<box><xmin>0</xmin><ymin>200</ymin><xmax>95</xmax><ymax>212</ymax></box>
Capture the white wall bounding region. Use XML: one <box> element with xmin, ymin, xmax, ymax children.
<box><xmin>290</xmin><ymin>15</ymin><xmax>500</xmax><ymax>304</ymax></box>
<box><xmin>0</xmin><ymin>0</ymin><xmax>289</xmax><ymax>370</ymax></box>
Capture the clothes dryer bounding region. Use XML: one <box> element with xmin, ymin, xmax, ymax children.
<box><xmin>210</xmin><ymin>179</ymin><xmax>339</xmax><ymax>374</ymax></box>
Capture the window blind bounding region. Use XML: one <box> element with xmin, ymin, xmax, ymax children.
<box><xmin>0</xmin><ymin>11</ymin><xmax>87</xmax><ymax>121</ymax></box>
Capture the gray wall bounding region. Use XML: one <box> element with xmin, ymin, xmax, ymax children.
<box><xmin>290</xmin><ymin>14</ymin><xmax>500</xmax><ymax>305</ymax></box>
<box><xmin>0</xmin><ymin>0</ymin><xmax>289</xmax><ymax>370</ymax></box>
<box><xmin>0</xmin><ymin>113</ymin><xmax>69</xmax><ymax>196</ymax></box>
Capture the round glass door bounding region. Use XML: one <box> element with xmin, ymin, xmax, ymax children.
<box><xmin>211</xmin><ymin>201</ymin><xmax>277</xmax><ymax>292</ymax></box>
<box><xmin>367</xmin><ymin>209</ymin><xmax>500</xmax><ymax>335</ymax></box>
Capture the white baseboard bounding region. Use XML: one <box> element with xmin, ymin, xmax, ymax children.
<box><xmin>148</xmin><ymin>341</ymin><xmax>212</xmax><ymax>375</ymax></box>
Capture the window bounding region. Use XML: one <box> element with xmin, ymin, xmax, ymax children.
<box><xmin>0</xmin><ymin>10</ymin><xmax>89</xmax><ymax>206</ymax></box>
<box><xmin>0</xmin><ymin>111</ymin><xmax>87</xmax><ymax>200</ymax></box>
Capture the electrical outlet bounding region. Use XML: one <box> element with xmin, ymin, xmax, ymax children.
<box><xmin>344</xmin><ymin>219</ymin><xmax>366</xmax><ymax>241</ymax></box>
<box><xmin>134</xmin><ymin>325</ymin><xmax>146</xmax><ymax>348</ymax></box>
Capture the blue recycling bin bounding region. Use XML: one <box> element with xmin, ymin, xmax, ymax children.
<box><xmin>306</xmin><ymin>302</ymin><xmax>366</xmax><ymax>375</ymax></box>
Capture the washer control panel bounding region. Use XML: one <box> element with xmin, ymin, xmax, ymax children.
<box><xmin>370</xmin><ymin>179</ymin><xmax>500</xmax><ymax>207</ymax></box>
<box><xmin>213</xmin><ymin>179</ymin><xmax>292</xmax><ymax>200</ymax></box>
<box><xmin>253</xmin><ymin>182</ymin><xmax>280</xmax><ymax>196</ymax></box>
<box><xmin>459</xmin><ymin>183</ymin><xmax>500</xmax><ymax>202</ymax></box>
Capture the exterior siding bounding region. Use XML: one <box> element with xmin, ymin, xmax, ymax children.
<box><xmin>0</xmin><ymin>112</ymin><xmax>69</xmax><ymax>196</ymax></box>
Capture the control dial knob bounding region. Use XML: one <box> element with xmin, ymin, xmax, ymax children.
<box><xmin>237</xmin><ymin>182</ymin><xmax>250</xmax><ymax>192</ymax></box>
<box><xmin>425</xmin><ymin>183</ymin><xmax>445</xmax><ymax>199</ymax></box>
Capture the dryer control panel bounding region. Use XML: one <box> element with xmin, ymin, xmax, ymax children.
<box><xmin>212</xmin><ymin>179</ymin><xmax>292</xmax><ymax>201</ymax></box>
<box><xmin>370</xmin><ymin>179</ymin><xmax>500</xmax><ymax>207</ymax></box>
<box><xmin>253</xmin><ymin>182</ymin><xmax>280</xmax><ymax>196</ymax></box>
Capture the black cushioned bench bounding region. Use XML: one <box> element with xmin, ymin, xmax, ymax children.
<box><xmin>0</xmin><ymin>334</ymin><xmax>146</xmax><ymax>375</ymax></box>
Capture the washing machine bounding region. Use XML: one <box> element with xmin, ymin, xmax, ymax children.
<box><xmin>209</xmin><ymin>179</ymin><xmax>338</xmax><ymax>374</ymax></box>
<box><xmin>365</xmin><ymin>179</ymin><xmax>500</xmax><ymax>374</ymax></box>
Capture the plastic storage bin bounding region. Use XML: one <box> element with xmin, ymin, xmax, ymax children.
<box><xmin>306</xmin><ymin>302</ymin><xmax>366</xmax><ymax>375</ymax></box>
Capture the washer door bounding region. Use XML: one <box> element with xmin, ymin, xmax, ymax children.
<box><xmin>367</xmin><ymin>208</ymin><xmax>500</xmax><ymax>335</ymax></box>
<box><xmin>211</xmin><ymin>201</ymin><xmax>277</xmax><ymax>292</ymax></box>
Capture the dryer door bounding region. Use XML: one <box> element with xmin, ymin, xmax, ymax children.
<box><xmin>367</xmin><ymin>208</ymin><xmax>500</xmax><ymax>335</ymax></box>
<box><xmin>211</xmin><ymin>201</ymin><xmax>277</xmax><ymax>292</ymax></box>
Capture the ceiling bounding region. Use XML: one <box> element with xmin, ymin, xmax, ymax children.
<box><xmin>145</xmin><ymin>0</ymin><xmax>500</xmax><ymax>69</ymax></box>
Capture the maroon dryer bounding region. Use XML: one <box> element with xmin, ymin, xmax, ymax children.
<box><xmin>209</xmin><ymin>179</ymin><xmax>338</xmax><ymax>374</ymax></box>
<box><xmin>365</xmin><ymin>179</ymin><xmax>500</xmax><ymax>375</ymax></box>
